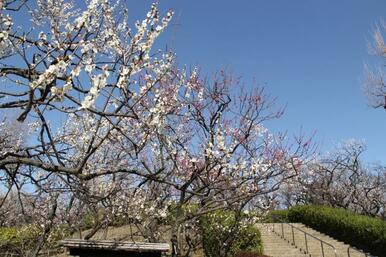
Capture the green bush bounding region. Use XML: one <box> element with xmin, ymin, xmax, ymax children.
<box><xmin>82</xmin><ymin>212</ymin><xmax>95</xmax><ymax>229</ymax></box>
<box><xmin>0</xmin><ymin>225</ymin><xmax>40</xmax><ymax>253</ymax></box>
<box><xmin>0</xmin><ymin>224</ymin><xmax>70</xmax><ymax>253</ymax></box>
<box><xmin>263</xmin><ymin>209</ymin><xmax>289</xmax><ymax>222</ymax></box>
<box><xmin>288</xmin><ymin>205</ymin><xmax>386</xmax><ymax>257</ymax></box>
<box><xmin>0</xmin><ymin>227</ymin><xmax>19</xmax><ymax>246</ymax></box>
<box><xmin>166</xmin><ymin>203</ymin><xmax>199</xmax><ymax>224</ymax></box>
<box><xmin>200</xmin><ymin>210</ymin><xmax>263</xmax><ymax>257</ymax></box>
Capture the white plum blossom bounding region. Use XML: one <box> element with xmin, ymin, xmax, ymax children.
<box><xmin>30</xmin><ymin>58</ymin><xmax>70</xmax><ymax>89</ymax></box>
<box><xmin>0</xmin><ymin>1</ymin><xmax>313</xmax><ymax>255</ymax></box>
<box><xmin>0</xmin><ymin>12</ymin><xmax>13</xmax><ymax>57</ymax></box>
<box><xmin>80</xmin><ymin>68</ymin><xmax>110</xmax><ymax>109</ymax></box>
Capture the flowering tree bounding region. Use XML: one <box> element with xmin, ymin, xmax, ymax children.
<box><xmin>284</xmin><ymin>142</ymin><xmax>386</xmax><ymax>218</ymax></box>
<box><xmin>0</xmin><ymin>1</ymin><xmax>312</xmax><ymax>256</ymax></box>
<box><xmin>364</xmin><ymin>20</ymin><xmax>386</xmax><ymax>109</ymax></box>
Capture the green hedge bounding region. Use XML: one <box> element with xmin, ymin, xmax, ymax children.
<box><xmin>263</xmin><ymin>209</ymin><xmax>289</xmax><ymax>223</ymax></box>
<box><xmin>288</xmin><ymin>205</ymin><xmax>386</xmax><ymax>257</ymax></box>
<box><xmin>200</xmin><ymin>210</ymin><xmax>263</xmax><ymax>257</ymax></box>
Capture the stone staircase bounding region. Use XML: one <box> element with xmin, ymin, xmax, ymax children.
<box><xmin>257</xmin><ymin>223</ymin><xmax>309</xmax><ymax>257</ymax></box>
<box><xmin>257</xmin><ymin>223</ymin><xmax>373</xmax><ymax>257</ymax></box>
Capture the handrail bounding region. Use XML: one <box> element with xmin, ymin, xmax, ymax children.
<box><xmin>272</xmin><ymin>223</ymin><xmax>338</xmax><ymax>257</ymax></box>
<box><xmin>348</xmin><ymin>245</ymin><xmax>372</xmax><ymax>257</ymax></box>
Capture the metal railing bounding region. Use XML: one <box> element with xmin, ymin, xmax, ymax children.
<box><xmin>270</xmin><ymin>223</ymin><xmax>338</xmax><ymax>257</ymax></box>
<box><xmin>348</xmin><ymin>245</ymin><xmax>374</xmax><ymax>257</ymax></box>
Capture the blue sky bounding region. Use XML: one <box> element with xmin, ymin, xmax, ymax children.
<box><xmin>126</xmin><ymin>0</ymin><xmax>386</xmax><ymax>164</ymax></box>
<box><xmin>7</xmin><ymin>0</ymin><xmax>386</xmax><ymax>164</ymax></box>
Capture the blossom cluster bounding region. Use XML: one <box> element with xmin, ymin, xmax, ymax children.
<box><xmin>0</xmin><ymin>7</ymin><xmax>13</xmax><ymax>58</ymax></box>
<box><xmin>0</xmin><ymin>1</ymin><xmax>312</xmax><ymax>252</ymax></box>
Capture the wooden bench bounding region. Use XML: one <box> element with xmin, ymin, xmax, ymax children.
<box><xmin>61</xmin><ymin>239</ymin><xmax>170</xmax><ymax>257</ymax></box>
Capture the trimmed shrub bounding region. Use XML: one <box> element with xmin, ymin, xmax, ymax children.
<box><xmin>263</xmin><ymin>209</ymin><xmax>289</xmax><ymax>222</ymax></box>
<box><xmin>288</xmin><ymin>205</ymin><xmax>386</xmax><ymax>257</ymax></box>
<box><xmin>200</xmin><ymin>210</ymin><xmax>263</xmax><ymax>257</ymax></box>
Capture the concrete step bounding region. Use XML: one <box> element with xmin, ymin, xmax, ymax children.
<box><xmin>256</xmin><ymin>223</ymin><xmax>309</xmax><ymax>257</ymax></box>
<box><xmin>257</xmin><ymin>223</ymin><xmax>372</xmax><ymax>257</ymax></box>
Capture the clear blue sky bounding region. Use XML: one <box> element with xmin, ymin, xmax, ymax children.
<box><xmin>126</xmin><ymin>0</ymin><xmax>386</xmax><ymax>164</ymax></box>
<box><xmin>8</xmin><ymin>1</ymin><xmax>386</xmax><ymax>164</ymax></box>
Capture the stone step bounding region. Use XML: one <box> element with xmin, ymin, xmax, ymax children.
<box><xmin>256</xmin><ymin>224</ymin><xmax>309</xmax><ymax>257</ymax></box>
<box><xmin>257</xmin><ymin>223</ymin><xmax>372</xmax><ymax>257</ymax></box>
